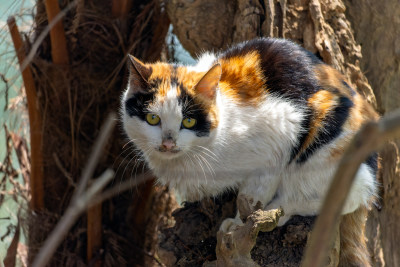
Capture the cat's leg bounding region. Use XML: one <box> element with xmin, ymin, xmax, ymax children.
<box><xmin>220</xmin><ymin>171</ymin><xmax>281</xmax><ymax>232</ymax></box>
<box><xmin>266</xmin><ymin>163</ymin><xmax>376</xmax><ymax>226</ymax></box>
<box><xmin>341</xmin><ymin>163</ymin><xmax>376</xmax><ymax>215</ymax></box>
<box><xmin>265</xmin><ymin>198</ymin><xmax>321</xmax><ymax>226</ymax></box>
<box><xmin>219</xmin><ymin>211</ymin><xmax>243</xmax><ymax>233</ymax></box>
<box><xmin>237</xmin><ymin>172</ymin><xmax>281</xmax><ymax>220</ymax></box>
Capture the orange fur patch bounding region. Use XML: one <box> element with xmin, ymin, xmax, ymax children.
<box><xmin>315</xmin><ymin>65</ymin><xmax>354</xmax><ymax>98</ymax></box>
<box><xmin>143</xmin><ymin>63</ymin><xmax>221</xmax><ymax>129</ymax></box>
<box><xmin>295</xmin><ymin>90</ymin><xmax>338</xmax><ymax>158</ymax></box>
<box><xmin>218</xmin><ymin>51</ymin><xmax>266</xmax><ymax>104</ymax></box>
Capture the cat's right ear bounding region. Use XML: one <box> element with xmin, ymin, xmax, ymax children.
<box><xmin>128</xmin><ymin>55</ymin><xmax>152</xmax><ymax>93</ymax></box>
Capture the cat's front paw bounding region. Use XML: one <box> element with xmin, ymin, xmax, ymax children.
<box><xmin>219</xmin><ymin>217</ymin><xmax>244</xmax><ymax>233</ymax></box>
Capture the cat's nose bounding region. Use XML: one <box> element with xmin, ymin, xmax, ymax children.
<box><xmin>161</xmin><ymin>139</ymin><xmax>176</xmax><ymax>150</ymax></box>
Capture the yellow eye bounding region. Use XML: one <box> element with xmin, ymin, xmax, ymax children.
<box><xmin>146</xmin><ymin>113</ymin><xmax>160</xmax><ymax>125</ymax></box>
<box><xmin>182</xmin><ymin>117</ymin><xmax>197</xmax><ymax>128</ymax></box>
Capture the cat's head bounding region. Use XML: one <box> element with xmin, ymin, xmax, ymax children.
<box><xmin>121</xmin><ymin>55</ymin><xmax>221</xmax><ymax>161</ymax></box>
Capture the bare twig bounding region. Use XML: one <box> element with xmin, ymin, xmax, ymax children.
<box><xmin>74</xmin><ymin>113</ymin><xmax>116</xmax><ymax>199</ymax></box>
<box><xmin>9</xmin><ymin>131</ymin><xmax>30</xmax><ymax>187</ymax></box>
<box><xmin>89</xmin><ymin>172</ymin><xmax>152</xmax><ymax>208</ymax></box>
<box><xmin>53</xmin><ymin>153</ymin><xmax>75</xmax><ymax>188</ymax></box>
<box><xmin>301</xmin><ymin>109</ymin><xmax>400</xmax><ymax>267</ymax></box>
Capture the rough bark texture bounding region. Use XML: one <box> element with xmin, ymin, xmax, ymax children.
<box><xmin>160</xmin><ymin>0</ymin><xmax>383</xmax><ymax>266</ymax></box>
<box><xmin>344</xmin><ymin>1</ymin><xmax>400</xmax><ymax>266</ymax></box>
<box><xmin>166</xmin><ymin>0</ymin><xmax>376</xmax><ymax>107</ymax></box>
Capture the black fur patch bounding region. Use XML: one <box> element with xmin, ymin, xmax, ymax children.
<box><xmin>176</xmin><ymin>83</ymin><xmax>212</xmax><ymax>137</ymax></box>
<box><xmin>125</xmin><ymin>92</ymin><xmax>155</xmax><ymax>120</ymax></box>
<box><xmin>365</xmin><ymin>152</ymin><xmax>378</xmax><ymax>176</ymax></box>
<box><xmin>219</xmin><ymin>38</ymin><xmax>320</xmax><ymax>103</ymax></box>
<box><xmin>289</xmin><ymin>109</ymin><xmax>313</xmax><ymax>163</ymax></box>
<box><xmin>296</xmin><ymin>96</ymin><xmax>354</xmax><ymax>163</ymax></box>
<box><xmin>342</xmin><ymin>80</ymin><xmax>356</xmax><ymax>96</ymax></box>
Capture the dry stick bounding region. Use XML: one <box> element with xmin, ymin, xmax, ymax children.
<box><xmin>7</xmin><ymin>17</ymin><xmax>44</xmax><ymax>210</ymax></box>
<box><xmin>31</xmin><ymin>113</ymin><xmax>117</xmax><ymax>267</ymax></box>
<box><xmin>89</xmin><ymin>172</ymin><xmax>153</xmax><ymax>208</ymax></box>
<box><xmin>44</xmin><ymin>0</ymin><xmax>69</xmax><ymax>64</ymax></box>
<box><xmin>301</xmin><ymin>109</ymin><xmax>400</xmax><ymax>267</ymax></box>
<box><xmin>74</xmin><ymin>113</ymin><xmax>116</xmax><ymax>200</ymax></box>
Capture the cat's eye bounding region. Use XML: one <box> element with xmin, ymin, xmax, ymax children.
<box><xmin>182</xmin><ymin>118</ymin><xmax>197</xmax><ymax>129</ymax></box>
<box><xmin>146</xmin><ymin>113</ymin><xmax>160</xmax><ymax>125</ymax></box>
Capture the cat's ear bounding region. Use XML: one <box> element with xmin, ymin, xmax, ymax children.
<box><xmin>128</xmin><ymin>55</ymin><xmax>152</xmax><ymax>93</ymax></box>
<box><xmin>194</xmin><ymin>63</ymin><xmax>222</xmax><ymax>100</ymax></box>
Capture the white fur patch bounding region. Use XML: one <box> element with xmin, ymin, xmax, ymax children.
<box><xmin>187</xmin><ymin>52</ymin><xmax>217</xmax><ymax>72</ymax></box>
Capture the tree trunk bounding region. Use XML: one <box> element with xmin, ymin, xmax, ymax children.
<box><xmin>343</xmin><ymin>1</ymin><xmax>400</xmax><ymax>266</ymax></box>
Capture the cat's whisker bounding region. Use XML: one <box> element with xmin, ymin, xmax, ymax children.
<box><xmin>113</xmin><ymin>148</ymin><xmax>137</xmax><ymax>177</ymax></box>
<box><xmin>196</xmin><ymin>152</ymin><xmax>216</xmax><ymax>179</ymax></box>
<box><xmin>193</xmin><ymin>154</ymin><xmax>208</xmax><ymax>186</ymax></box>
<box><xmin>128</xmin><ymin>145</ymin><xmax>153</xmax><ymax>194</ymax></box>
<box><xmin>193</xmin><ymin>146</ymin><xmax>220</xmax><ymax>164</ymax></box>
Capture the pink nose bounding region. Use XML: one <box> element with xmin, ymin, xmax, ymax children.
<box><xmin>162</xmin><ymin>139</ymin><xmax>175</xmax><ymax>150</ymax></box>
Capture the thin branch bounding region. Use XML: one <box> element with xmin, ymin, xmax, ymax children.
<box><xmin>74</xmin><ymin>113</ymin><xmax>116</xmax><ymax>199</ymax></box>
<box><xmin>88</xmin><ymin>172</ymin><xmax>152</xmax><ymax>208</ymax></box>
<box><xmin>53</xmin><ymin>153</ymin><xmax>75</xmax><ymax>188</ymax></box>
<box><xmin>301</xmin><ymin>108</ymin><xmax>400</xmax><ymax>267</ymax></box>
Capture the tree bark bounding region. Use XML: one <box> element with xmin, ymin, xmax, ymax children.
<box><xmin>343</xmin><ymin>1</ymin><xmax>400</xmax><ymax>266</ymax></box>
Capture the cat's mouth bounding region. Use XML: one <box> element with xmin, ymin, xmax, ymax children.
<box><xmin>157</xmin><ymin>147</ymin><xmax>182</xmax><ymax>156</ymax></box>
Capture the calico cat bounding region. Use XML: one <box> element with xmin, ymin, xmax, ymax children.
<box><xmin>121</xmin><ymin>38</ymin><xmax>378</xmax><ymax>266</ymax></box>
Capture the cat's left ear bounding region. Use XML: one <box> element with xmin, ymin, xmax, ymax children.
<box><xmin>194</xmin><ymin>63</ymin><xmax>222</xmax><ymax>100</ymax></box>
<box><xmin>128</xmin><ymin>55</ymin><xmax>152</xmax><ymax>93</ymax></box>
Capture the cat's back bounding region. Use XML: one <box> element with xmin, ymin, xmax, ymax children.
<box><xmin>216</xmin><ymin>38</ymin><xmax>378</xmax><ymax>163</ymax></box>
<box><xmin>217</xmin><ymin>38</ymin><xmax>321</xmax><ymax>104</ymax></box>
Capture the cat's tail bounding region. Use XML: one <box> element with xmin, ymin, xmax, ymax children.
<box><xmin>338</xmin><ymin>205</ymin><xmax>371</xmax><ymax>267</ymax></box>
